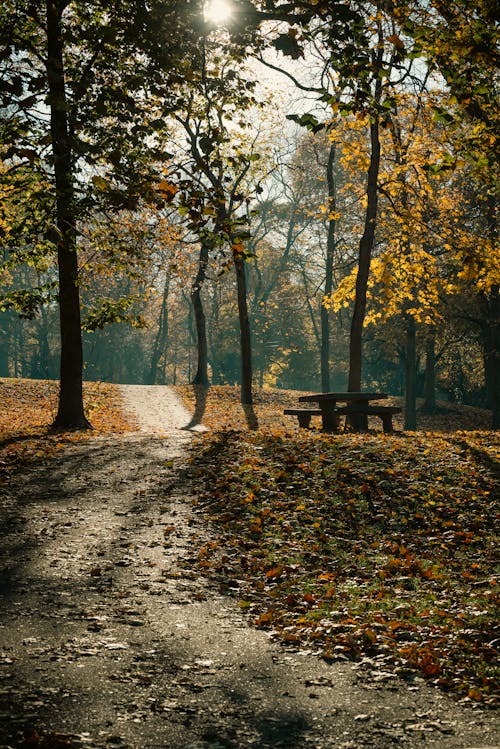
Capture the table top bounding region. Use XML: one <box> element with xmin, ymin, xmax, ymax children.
<box><xmin>299</xmin><ymin>391</ymin><xmax>388</xmax><ymax>403</ymax></box>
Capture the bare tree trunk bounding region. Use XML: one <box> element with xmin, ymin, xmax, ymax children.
<box><xmin>191</xmin><ymin>241</ymin><xmax>210</xmax><ymax>386</ymax></box>
<box><xmin>348</xmin><ymin>113</ymin><xmax>381</xmax><ymax>391</ymax></box>
<box><xmin>422</xmin><ymin>328</ymin><xmax>437</xmax><ymax>412</ymax></box>
<box><xmin>321</xmin><ymin>143</ymin><xmax>336</xmax><ymax>392</ymax></box>
<box><xmin>405</xmin><ymin>315</ymin><xmax>417</xmax><ymax>429</ymax></box>
<box><xmin>208</xmin><ymin>285</ymin><xmax>223</xmax><ymax>385</ymax></box>
<box><xmin>234</xmin><ymin>254</ymin><xmax>253</xmax><ymax>405</ymax></box>
<box><xmin>35</xmin><ymin>296</ymin><xmax>52</xmax><ymax>379</ymax></box>
<box><xmin>46</xmin><ymin>0</ymin><xmax>89</xmax><ymax>429</ymax></box>
<box><xmin>0</xmin><ymin>315</ymin><xmax>10</xmax><ymax>376</ymax></box>
<box><xmin>147</xmin><ymin>274</ymin><xmax>170</xmax><ymax>384</ymax></box>
<box><xmin>0</xmin><ymin>343</ymin><xmax>8</xmax><ymax>376</ymax></box>
<box><xmin>483</xmin><ymin>193</ymin><xmax>499</xmax><ymax>429</ymax></box>
<box><xmin>482</xmin><ymin>285</ymin><xmax>500</xmax><ymax>429</ymax></box>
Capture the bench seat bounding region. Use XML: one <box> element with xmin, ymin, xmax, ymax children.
<box><xmin>338</xmin><ymin>405</ymin><xmax>401</xmax><ymax>433</ymax></box>
<box><xmin>283</xmin><ymin>408</ymin><xmax>322</xmax><ymax>428</ymax></box>
<box><xmin>284</xmin><ymin>404</ymin><xmax>402</xmax><ymax>433</ymax></box>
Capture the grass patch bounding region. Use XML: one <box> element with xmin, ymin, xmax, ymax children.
<box><xmin>181</xmin><ymin>386</ymin><xmax>499</xmax><ymax>705</ymax></box>
<box><xmin>0</xmin><ymin>377</ymin><xmax>135</xmax><ymax>482</ymax></box>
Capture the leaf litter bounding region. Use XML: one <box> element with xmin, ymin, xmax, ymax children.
<box><xmin>0</xmin><ymin>377</ymin><xmax>135</xmax><ymax>484</ymax></box>
<box><xmin>1</xmin><ymin>381</ymin><xmax>498</xmax><ymax>748</ymax></box>
<box><xmin>182</xmin><ymin>386</ymin><xmax>499</xmax><ymax>706</ymax></box>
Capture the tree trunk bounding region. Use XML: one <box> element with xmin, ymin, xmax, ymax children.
<box><xmin>12</xmin><ymin>317</ymin><xmax>20</xmax><ymax>377</ymax></box>
<box><xmin>422</xmin><ymin>328</ymin><xmax>437</xmax><ymax>412</ymax></box>
<box><xmin>191</xmin><ymin>241</ymin><xmax>210</xmax><ymax>386</ymax></box>
<box><xmin>404</xmin><ymin>315</ymin><xmax>417</xmax><ymax>430</ymax></box>
<box><xmin>482</xmin><ymin>285</ymin><xmax>500</xmax><ymax>429</ymax></box>
<box><xmin>46</xmin><ymin>0</ymin><xmax>89</xmax><ymax>429</ymax></box>
<box><xmin>234</xmin><ymin>254</ymin><xmax>253</xmax><ymax>405</ymax></box>
<box><xmin>36</xmin><ymin>302</ymin><xmax>51</xmax><ymax>379</ymax></box>
<box><xmin>483</xmin><ymin>192</ymin><xmax>499</xmax><ymax>428</ymax></box>
<box><xmin>348</xmin><ymin>113</ymin><xmax>381</xmax><ymax>391</ymax></box>
<box><xmin>320</xmin><ymin>143</ymin><xmax>336</xmax><ymax>392</ymax></box>
<box><xmin>147</xmin><ymin>274</ymin><xmax>170</xmax><ymax>384</ymax></box>
<box><xmin>0</xmin><ymin>342</ymin><xmax>8</xmax><ymax>376</ymax></box>
<box><xmin>0</xmin><ymin>316</ymin><xmax>10</xmax><ymax>376</ymax></box>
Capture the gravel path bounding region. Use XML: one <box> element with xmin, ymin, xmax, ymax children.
<box><xmin>0</xmin><ymin>385</ymin><xmax>498</xmax><ymax>749</ymax></box>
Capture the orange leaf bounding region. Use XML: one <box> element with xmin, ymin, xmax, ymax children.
<box><xmin>467</xmin><ymin>687</ymin><xmax>482</xmax><ymax>701</ymax></box>
<box><xmin>255</xmin><ymin>611</ymin><xmax>273</xmax><ymax>626</ymax></box>
<box><xmin>157</xmin><ymin>180</ymin><xmax>178</xmax><ymax>200</ymax></box>
<box><xmin>265</xmin><ymin>566</ymin><xmax>284</xmax><ymax>579</ymax></box>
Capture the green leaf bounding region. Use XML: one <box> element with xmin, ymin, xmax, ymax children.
<box><xmin>92</xmin><ymin>175</ymin><xmax>110</xmax><ymax>191</ymax></box>
<box><xmin>273</xmin><ymin>33</ymin><xmax>304</xmax><ymax>60</ymax></box>
<box><xmin>286</xmin><ymin>113</ymin><xmax>326</xmax><ymax>134</ymax></box>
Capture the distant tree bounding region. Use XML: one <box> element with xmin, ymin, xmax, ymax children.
<box><xmin>167</xmin><ymin>38</ymin><xmax>270</xmax><ymax>404</ymax></box>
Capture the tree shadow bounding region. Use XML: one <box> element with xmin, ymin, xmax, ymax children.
<box><xmin>0</xmin><ymin>432</ymin><xmax>49</xmax><ymax>450</ymax></box>
<box><xmin>243</xmin><ymin>403</ymin><xmax>259</xmax><ymax>430</ymax></box>
<box><xmin>182</xmin><ymin>384</ymin><xmax>208</xmax><ymax>431</ymax></box>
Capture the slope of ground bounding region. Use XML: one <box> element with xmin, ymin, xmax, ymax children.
<box><xmin>176</xmin><ymin>385</ymin><xmax>499</xmax><ymax>704</ymax></box>
<box><xmin>0</xmin><ymin>378</ymin><xmax>133</xmax><ymax>485</ymax></box>
<box><xmin>0</xmin><ymin>380</ymin><xmax>498</xmax><ymax>749</ymax></box>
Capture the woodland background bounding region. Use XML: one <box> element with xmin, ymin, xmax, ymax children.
<box><xmin>0</xmin><ymin>0</ymin><xmax>498</xmax><ymax>428</ymax></box>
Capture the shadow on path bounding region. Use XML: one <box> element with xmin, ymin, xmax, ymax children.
<box><xmin>0</xmin><ymin>436</ymin><xmax>317</xmax><ymax>748</ymax></box>
<box><xmin>1</xmin><ymin>430</ymin><xmax>498</xmax><ymax>749</ymax></box>
<box><xmin>182</xmin><ymin>384</ymin><xmax>208</xmax><ymax>431</ymax></box>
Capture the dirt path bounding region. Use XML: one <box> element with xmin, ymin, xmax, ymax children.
<box><xmin>0</xmin><ymin>385</ymin><xmax>498</xmax><ymax>749</ymax></box>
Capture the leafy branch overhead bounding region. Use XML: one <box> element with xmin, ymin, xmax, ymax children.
<box><xmin>0</xmin><ymin>0</ymin><xmax>498</xmax><ymax>428</ymax></box>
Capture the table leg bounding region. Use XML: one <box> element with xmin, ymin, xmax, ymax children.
<box><xmin>297</xmin><ymin>413</ymin><xmax>312</xmax><ymax>428</ymax></box>
<box><xmin>346</xmin><ymin>401</ymin><xmax>369</xmax><ymax>432</ymax></box>
<box><xmin>381</xmin><ymin>413</ymin><xmax>393</xmax><ymax>433</ymax></box>
<box><xmin>320</xmin><ymin>405</ymin><xmax>340</xmax><ymax>432</ymax></box>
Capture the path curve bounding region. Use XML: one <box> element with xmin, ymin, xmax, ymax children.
<box><xmin>0</xmin><ymin>385</ymin><xmax>498</xmax><ymax>749</ymax></box>
<box><xmin>118</xmin><ymin>385</ymin><xmax>206</xmax><ymax>436</ymax></box>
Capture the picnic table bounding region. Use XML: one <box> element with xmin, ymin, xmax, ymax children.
<box><xmin>284</xmin><ymin>392</ymin><xmax>401</xmax><ymax>433</ymax></box>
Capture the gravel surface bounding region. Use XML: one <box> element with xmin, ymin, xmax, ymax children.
<box><xmin>0</xmin><ymin>385</ymin><xmax>498</xmax><ymax>749</ymax></box>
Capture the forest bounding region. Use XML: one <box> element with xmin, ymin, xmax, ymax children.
<box><xmin>0</xmin><ymin>4</ymin><xmax>499</xmax><ymax>740</ymax></box>
<box><xmin>0</xmin><ymin>0</ymin><xmax>498</xmax><ymax>428</ymax></box>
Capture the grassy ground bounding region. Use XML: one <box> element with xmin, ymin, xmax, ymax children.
<box><xmin>1</xmin><ymin>379</ymin><xmax>497</xmax><ymax>705</ymax></box>
<box><xmin>0</xmin><ymin>377</ymin><xmax>134</xmax><ymax>484</ymax></box>
<box><xmin>177</xmin><ymin>385</ymin><xmax>499</xmax><ymax>706</ymax></box>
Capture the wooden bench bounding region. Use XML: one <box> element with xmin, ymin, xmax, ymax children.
<box><xmin>283</xmin><ymin>408</ymin><xmax>322</xmax><ymax>428</ymax></box>
<box><xmin>285</xmin><ymin>405</ymin><xmax>401</xmax><ymax>433</ymax></box>
<box><xmin>338</xmin><ymin>405</ymin><xmax>401</xmax><ymax>433</ymax></box>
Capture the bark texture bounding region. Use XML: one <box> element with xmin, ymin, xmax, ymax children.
<box><xmin>191</xmin><ymin>242</ymin><xmax>210</xmax><ymax>387</ymax></box>
<box><xmin>320</xmin><ymin>144</ymin><xmax>336</xmax><ymax>392</ymax></box>
<box><xmin>404</xmin><ymin>316</ymin><xmax>417</xmax><ymax>430</ymax></box>
<box><xmin>46</xmin><ymin>0</ymin><xmax>89</xmax><ymax>429</ymax></box>
<box><xmin>147</xmin><ymin>275</ymin><xmax>170</xmax><ymax>385</ymax></box>
<box><xmin>234</xmin><ymin>254</ymin><xmax>253</xmax><ymax>405</ymax></box>
<box><xmin>347</xmin><ymin>114</ymin><xmax>381</xmax><ymax>391</ymax></box>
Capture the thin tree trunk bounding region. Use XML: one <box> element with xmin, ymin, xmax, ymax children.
<box><xmin>46</xmin><ymin>0</ymin><xmax>89</xmax><ymax>428</ymax></box>
<box><xmin>321</xmin><ymin>143</ymin><xmax>336</xmax><ymax>392</ymax></box>
<box><xmin>347</xmin><ymin>113</ymin><xmax>381</xmax><ymax>391</ymax></box>
<box><xmin>405</xmin><ymin>315</ymin><xmax>417</xmax><ymax>429</ymax></box>
<box><xmin>482</xmin><ymin>285</ymin><xmax>500</xmax><ymax>429</ymax></box>
<box><xmin>36</xmin><ymin>301</ymin><xmax>51</xmax><ymax>378</ymax></box>
<box><xmin>234</xmin><ymin>254</ymin><xmax>253</xmax><ymax>405</ymax></box>
<box><xmin>0</xmin><ymin>343</ymin><xmax>8</xmax><ymax>376</ymax></box>
<box><xmin>147</xmin><ymin>274</ymin><xmax>170</xmax><ymax>384</ymax></box>
<box><xmin>483</xmin><ymin>193</ymin><xmax>499</xmax><ymax>429</ymax></box>
<box><xmin>422</xmin><ymin>328</ymin><xmax>437</xmax><ymax>412</ymax></box>
<box><xmin>191</xmin><ymin>241</ymin><xmax>210</xmax><ymax>386</ymax></box>
<box><xmin>0</xmin><ymin>316</ymin><xmax>10</xmax><ymax>376</ymax></box>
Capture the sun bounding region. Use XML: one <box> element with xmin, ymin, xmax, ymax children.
<box><xmin>204</xmin><ymin>0</ymin><xmax>233</xmax><ymax>24</ymax></box>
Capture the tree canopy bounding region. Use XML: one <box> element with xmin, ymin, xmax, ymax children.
<box><xmin>1</xmin><ymin>0</ymin><xmax>498</xmax><ymax>426</ymax></box>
